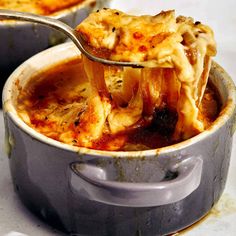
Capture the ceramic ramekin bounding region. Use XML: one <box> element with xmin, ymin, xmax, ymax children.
<box><xmin>2</xmin><ymin>42</ymin><xmax>236</xmax><ymax>236</ymax></box>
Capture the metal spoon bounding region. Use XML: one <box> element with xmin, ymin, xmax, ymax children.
<box><xmin>0</xmin><ymin>9</ymin><xmax>144</xmax><ymax>68</ymax></box>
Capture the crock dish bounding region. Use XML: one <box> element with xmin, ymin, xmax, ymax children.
<box><xmin>0</xmin><ymin>0</ymin><xmax>106</xmax><ymax>71</ymax></box>
<box><xmin>2</xmin><ymin>42</ymin><xmax>236</xmax><ymax>235</ymax></box>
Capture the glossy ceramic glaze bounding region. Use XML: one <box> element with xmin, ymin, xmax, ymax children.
<box><xmin>2</xmin><ymin>43</ymin><xmax>236</xmax><ymax>236</ymax></box>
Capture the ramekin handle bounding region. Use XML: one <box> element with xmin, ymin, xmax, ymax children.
<box><xmin>70</xmin><ymin>156</ymin><xmax>203</xmax><ymax>207</ymax></box>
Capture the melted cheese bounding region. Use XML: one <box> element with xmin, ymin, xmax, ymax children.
<box><xmin>76</xmin><ymin>9</ymin><xmax>216</xmax><ymax>142</ymax></box>
<box><xmin>17</xmin><ymin>59</ymin><xmax>219</xmax><ymax>151</ymax></box>
<box><xmin>0</xmin><ymin>0</ymin><xmax>85</xmax><ymax>15</ymax></box>
<box><xmin>17</xmin><ymin>9</ymin><xmax>217</xmax><ymax>150</ymax></box>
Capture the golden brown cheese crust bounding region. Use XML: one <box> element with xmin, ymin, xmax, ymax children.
<box><xmin>76</xmin><ymin>9</ymin><xmax>217</xmax><ymax>141</ymax></box>
<box><xmin>17</xmin><ymin>9</ymin><xmax>218</xmax><ymax>150</ymax></box>
<box><xmin>0</xmin><ymin>0</ymin><xmax>85</xmax><ymax>15</ymax></box>
<box><xmin>17</xmin><ymin>58</ymin><xmax>220</xmax><ymax>151</ymax></box>
<box><xmin>76</xmin><ymin>9</ymin><xmax>216</xmax><ymax>64</ymax></box>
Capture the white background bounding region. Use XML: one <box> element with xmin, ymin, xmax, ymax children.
<box><xmin>0</xmin><ymin>0</ymin><xmax>235</xmax><ymax>235</ymax></box>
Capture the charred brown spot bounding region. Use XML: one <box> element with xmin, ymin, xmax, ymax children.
<box><xmin>139</xmin><ymin>45</ymin><xmax>147</xmax><ymax>52</ymax></box>
<box><xmin>133</xmin><ymin>32</ymin><xmax>143</xmax><ymax>39</ymax></box>
<box><xmin>195</xmin><ymin>21</ymin><xmax>201</xmax><ymax>25</ymax></box>
<box><xmin>74</xmin><ymin>119</ymin><xmax>80</xmax><ymax>126</ymax></box>
<box><xmin>152</xmin><ymin>107</ymin><xmax>178</xmax><ymax>136</ymax></box>
<box><xmin>38</xmin><ymin>95</ymin><xmax>45</xmax><ymax>100</ymax></box>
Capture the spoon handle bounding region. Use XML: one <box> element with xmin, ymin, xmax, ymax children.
<box><xmin>0</xmin><ymin>10</ymin><xmax>90</xmax><ymax>57</ymax></box>
<box><xmin>0</xmin><ymin>9</ymin><xmax>143</xmax><ymax>68</ymax></box>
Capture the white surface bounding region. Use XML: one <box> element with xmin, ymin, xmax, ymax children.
<box><xmin>0</xmin><ymin>0</ymin><xmax>236</xmax><ymax>235</ymax></box>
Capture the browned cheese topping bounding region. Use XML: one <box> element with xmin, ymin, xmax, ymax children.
<box><xmin>17</xmin><ymin>9</ymin><xmax>218</xmax><ymax>151</ymax></box>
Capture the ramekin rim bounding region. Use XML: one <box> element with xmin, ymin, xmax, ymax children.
<box><xmin>3</xmin><ymin>42</ymin><xmax>236</xmax><ymax>158</ymax></box>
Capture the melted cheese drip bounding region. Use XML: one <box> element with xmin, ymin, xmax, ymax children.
<box><xmin>18</xmin><ymin>9</ymin><xmax>216</xmax><ymax>149</ymax></box>
<box><xmin>74</xmin><ymin>9</ymin><xmax>216</xmax><ymax>146</ymax></box>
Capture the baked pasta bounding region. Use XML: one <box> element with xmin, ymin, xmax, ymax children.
<box><xmin>76</xmin><ymin>9</ymin><xmax>217</xmax><ymax>141</ymax></box>
<box><xmin>17</xmin><ymin>9</ymin><xmax>218</xmax><ymax>151</ymax></box>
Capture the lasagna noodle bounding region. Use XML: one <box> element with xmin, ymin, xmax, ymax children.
<box><xmin>75</xmin><ymin>56</ymin><xmax>111</xmax><ymax>147</ymax></box>
<box><xmin>17</xmin><ymin>9</ymin><xmax>217</xmax><ymax>150</ymax></box>
<box><xmin>75</xmin><ymin>9</ymin><xmax>216</xmax><ymax>143</ymax></box>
